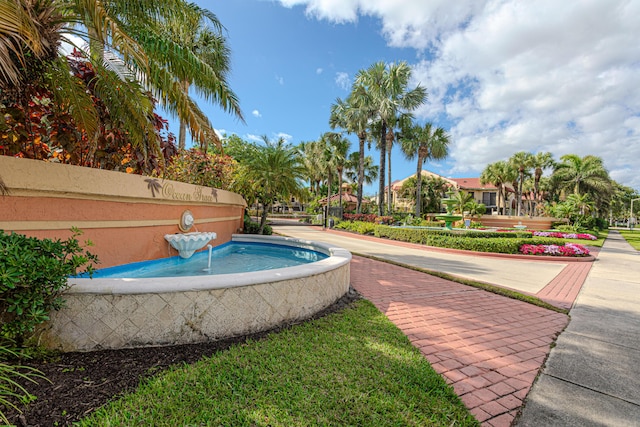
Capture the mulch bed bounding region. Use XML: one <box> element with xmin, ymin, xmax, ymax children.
<box><xmin>5</xmin><ymin>289</ymin><xmax>361</xmax><ymax>427</ymax></box>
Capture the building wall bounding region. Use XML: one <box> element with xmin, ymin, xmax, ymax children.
<box><xmin>0</xmin><ymin>156</ymin><xmax>246</xmax><ymax>268</ymax></box>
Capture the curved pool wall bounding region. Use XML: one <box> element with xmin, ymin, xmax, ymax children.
<box><xmin>38</xmin><ymin>235</ymin><xmax>352</xmax><ymax>352</ymax></box>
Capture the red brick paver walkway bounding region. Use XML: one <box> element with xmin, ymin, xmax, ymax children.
<box><xmin>350</xmin><ymin>256</ymin><xmax>569</xmax><ymax>426</ymax></box>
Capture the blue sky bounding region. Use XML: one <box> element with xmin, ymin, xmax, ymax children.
<box><xmin>177</xmin><ymin>0</ymin><xmax>640</xmax><ymax>195</ymax></box>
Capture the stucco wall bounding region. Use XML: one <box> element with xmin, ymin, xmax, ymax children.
<box><xmin>0</xmin><ymin>156</ymin><xmax>246</xmax><ymax>267</ymax></box>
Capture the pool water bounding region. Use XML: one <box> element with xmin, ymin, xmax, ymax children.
<box><xmin>91</xmin><ymin>242</ymin><xmax>328</xmax><ymax>278</ymax></box>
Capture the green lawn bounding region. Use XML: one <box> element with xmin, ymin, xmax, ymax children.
<box><xmin>563</xmin><ymin>229</ymin><xmax>609</xmax><ymax>248</ymax></box>
<box><xmin>77</xmin><ymin>300</ymin><xmax>478</xmax><ymax>427</ymax></box>
<box><xmin>618</xmin><ymin>229</ymin><xmax>640</xmax><ymax>250</ymax></box>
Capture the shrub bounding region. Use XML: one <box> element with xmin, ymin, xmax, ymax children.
<box><xmin>163</xmin><ymin>149</ymin><xmax>237</xmax><ymax>190</ymax></box>
<box><xmin>0</xmin><ymin>228</ymin><xmax>98</xmax><ymax>345</ymax></box>
<box><xmin>342</xmin><ymin>214</ymin><xmax>395</xmax><ymax>225</ymax></box>
<box><xmin>373</xmin><ymin>225</ymin><xmax>563</xmax><ymax>254</ymax></box>
<box><xmin>243</xmin><ymin>216</ymin><xmax>272</xmax><ymax>235</ymax></box>
<box><xmin>519</xmin><ymin>243</ymin><xmax>590</xmax><ymax>257</ymax></box>
<box><xmin>334</xmin><ymin>220</ymin><xmax>377</xmax><ymax>235</ymax></box>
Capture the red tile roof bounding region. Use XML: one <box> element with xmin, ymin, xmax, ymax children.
<box><xmin>449</xmin><ymin>177</ymin><xmax>497</xmax><ymax>190</ymax></box>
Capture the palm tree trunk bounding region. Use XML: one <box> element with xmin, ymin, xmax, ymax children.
<box><xmin>338</xmin><ymin>168</ymin><xmax>343</xmax><ymax>219</ymax></box>
<box><xmin>259</xmin><ymin>202</ymin><xmax>270</xmax><ymax>234</ymax></box>
<box><xmin>387</xmin><ymin>145</ymin><xmax>392</xmax><ymax>214</ymax></box>
<box><xmin>178</xmin><ymin>80</ymin><xmax>190</xmax><ymax>150</ymax></box>
<box><xmin>415</xmin><ymin>156</ymin><xmax>423</xmax><ymax>217</ymax></box>
<box><xmin>357</xmin><ymin>131</ymin><xmax>366</xmax><ymax>214</ymax></box>
<box><xmin>378</xmin><ymin>126</ymin><xmax>386</xmax><ymax>216</ymax></box>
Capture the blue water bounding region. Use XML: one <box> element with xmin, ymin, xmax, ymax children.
<box><xmin>89</xmin><ymin>242</ymin><xmax>328</xmax><ymax>278</ymax></box>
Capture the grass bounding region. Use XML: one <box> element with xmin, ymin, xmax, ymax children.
<box><xmin>77</xmin><ymin>300</ymin><xmax>479</xmax><ymax>426</ymax></box>
<box><xmin>618</xmin><ymin>229</ymin><xmax>640</xmax><ymax>250</ymax></box>
<box><xmin>562</xmin><ymin>229</ymin><xmax>608</xmax><ymax>248</ymax></box>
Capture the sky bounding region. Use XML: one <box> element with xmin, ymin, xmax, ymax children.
<box><xmin>180</xmin><ymin>0</ymin><xmax>640</xmax><ymax>195</ymax></box>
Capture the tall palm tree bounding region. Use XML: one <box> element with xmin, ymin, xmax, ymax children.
<box><xmin>244</xmin><ymin>136</ymin><xmax>305</xmax><ymax>233</ymax></box>
<box><xmin>480</xmin><ymin>160</ymin><xmax>516</xmax><ymax>215</ymax></box>
<box><xmin>400</xmin><ymin>122</ymin><xmax>450</xmax><ymax>217</ymax></box>
<box><xmin>530</xmin><ymin>152</ymin><xmax>555</xmax><ymax>216</ymax></box>
<box><xmin>352</xmin><ymin>61</ymin><xmax>427</xmax><ymax>216</ymax></box>
<box><xmin>509</xmin><ymin>151</ymin><xmax>534</xmax><ymax>216</ymax></box>
<box><xmin>329</xmin><ymin>95</ymin><xmax>370</xmax><ymax>213</ymax></box>
<box><xmin>552</xmin><ymin>154</ymin><xmax>612</xmax><ymax>196</ymax></box>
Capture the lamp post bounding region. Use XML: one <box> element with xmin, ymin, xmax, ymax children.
<box><xmin>630</xmin><ymin>198</ymin><xmax>640</xmax><ymax>229</ymax></box>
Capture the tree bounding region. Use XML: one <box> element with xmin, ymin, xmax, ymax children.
<box><xmin>509</xmin><ymin>151</ymin><xmax>534</xmax><ymax>216</ymax></box>
<box><xmin>480</xmin><ymin>160</ymin><xmax>515</xmax><ymax>215</ymax></box>
<box><xmin>329</xmin><ymin>95</ymin><xmax>371</xmax><ymax>213</ymax></box>
<box><xmin>162</xmin><ymin>3</ymin><xmax>243</xmax><ymax>150</ymax></box>
<box><xmin>400</xmin><ymin>122</ymin><xmax>450</xmax><ymax>217</ymax></box>
<box><xmin>452</xmin><ymin>190</ymin><xmax>474</xmax><ymax>219</ymax></box>
<box><xmin>399</xmin><ymin>175</ymin><xmax>448</xmax><ymax>214</ymax></box>
<box><xmin>530</xmin><ymin>152</ymin><xmax>555</xmax><ymax>216</ymax></box>
<box><xmin>344</xmin><ymin>152</ymin><xmax>378</xmax><ymax>189</ymax></box>
<box><xmin>322</xmin><ymin>132</ymin><xmax>350</xmax><ymax>216</ymax></box>
<box><xmin>243</xmin><ymin>136</ymin><xmax>305</xmax><ymax>233</ymax></box>
<box><xmin>0</xmin><ymin>0</ymin><xmax>243</xmax><ymax>159</ymax></box>
<box><xmin>552</xmin><ymin>154</ymin><xmax>612</xmax><ymax>197</ymax></box>
<box><xmin>352</xmin><ymin>61</ymin><xmax>427</xmax><ymax>216</ymax></box>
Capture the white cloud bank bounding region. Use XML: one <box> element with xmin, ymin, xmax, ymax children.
<box><xmin>278</xmin><ymin>0</ymin><xmax>640</xmax><ymax>190</ymax></box>
<box><xmin>252</xmin><ymin>109</ymin><xmax>262</xmax><ymax>118</ymax></box>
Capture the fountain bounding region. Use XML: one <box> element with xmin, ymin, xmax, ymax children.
<box><xmin>164</xmin><ymin>231</ymin><xmax>217</xmax><ymax>258</ymax></box>
<box><xmin>435</xmin><ymin>188</ymin><xmax>463</xmax><ymax>230</ymax></box>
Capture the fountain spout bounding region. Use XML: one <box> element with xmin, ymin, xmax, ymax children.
<box><xmin>164</xmin><ymin>232</ymin><xmax>217</xmax><ymax>258</ymax></box>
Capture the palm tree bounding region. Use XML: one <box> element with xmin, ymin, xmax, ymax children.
<box><xmin>162</xmin><ymin>4</ymin><xmax>243</xmax><ymax>149</ymax></box>
<box><xmin>530</xmin><ymin>152</ymin><xmax>555</xmax><ymax>215</ymax></box>
<box><xmin>400</xmin><ymin>122</ymin><xmax>450</xmax><ymax>217</ymax></box>
<box><xmin>452</xmin><ymin>190</ymin><xmax>474</xmax><ymax>219</ymax></box>
<box><xmin>244</xmin><ymin>136</ymin><xmax>305</xmax><ymax>233</ymax></box>
<box><xmin>352</xmin><ymin>61</ymin><xmax>427</xmax><ymax>216</ymax></box>
<box><xmin>323</xmin><ymin>133</ymin><xmax>351</xmax><ymax>217</ymax></box>
<box><xmin>509</xmin><ymin>151</ymin><xmax>534</xmax><ymax>216</ymax></box>
<box><xmin>344</xmin><ymin>152</ymin><xmax>378</xmax><ymax>189</ymax></box>
<box><xmin>552</xmin><ymin>154</ymin><xmax>612</xmax><ymax>197</ymax></box>
<box><xmin>0</xmin><ymin>0</ymin><xmax>242</xmax><ymax>156</ymax></box>
<box><xmin>480</xmin><ymin>160</ymin><xmax>514</xmax><ymax>215</ymax></box>
<box><xmin>329</xmin><ymin>95</ymin><xmax>371</xmax><ymax>213</ymax></box>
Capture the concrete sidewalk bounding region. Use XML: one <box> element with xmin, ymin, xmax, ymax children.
<box><xmin>516</xmin><ymin>230</ymin><xmax>640</xmax><ymax>426</ymax></box>
<box><xmin>272</xmin><ymin>224</ymin><xmax>638</xmax><ymax>426</ymax></box>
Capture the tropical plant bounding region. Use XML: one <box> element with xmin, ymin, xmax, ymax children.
<box><xmin>329</xmin><ymin>95</ymin><xmax>371</xmax><ymax>213</ymax></box>
<box><xmin>323</xmin><ymin>132</ymin><xmax>350</xmax><ymax>216</ymax></box>
<box><xmin>162</xmin><ymin>149</ymin><xmax>237</xmax><ymax>190</ymax></box>
<box><xmin>0</xmin><ymin>0</ymin><xmax>242</xmax><ymax>163</ymax></box>
<box><xmin>351</xmin><ymin>61</ymin><xmax>427</xmax><ymax>216</ymax></box>
<box><xmin>452</xmin><ymin>190</ymin><xmax>474</xmax><ymax>218</ymax></box>
<box><xmin>552</xmin><ymin>154</ymin><xmax>612</xmax><ymax>197</ymax></box>
<box><xmin>400</xmin><ymin>122</ymin><xmax>450</xmax><ymax>217</ymax></box>
<box><xmin>530</xmin><ymin>152</ymin><xmax>555</xmax><ymax>215</ymax></box>
<box><xmin>0</xmin><ymin>345</ymin><xmax>45</xmax><ymax>424</ymax></box>
<box><xmin>344</xmin><ymin>151</ymin><xmax>378</xmax><ymax>189</ymax></box>
<box><xmin>480</xmin><ymin>160</ymin><xmax>515</xmax><ymax>215</ymax></box>
<box><xmin>509</xmin><ymin>151</ymin><xmax>534</xmax><ymax>216</ymax></box>
<box><xmin>398</xmin><ymin>175</ymin><xmax>449</xmax><ymax>215</ymax></box>
<box><xmin>0</xmin><ymin>228</ymin><xmax>98</xmax><ymax>345</ymax></box>
<box><xmin>240</xmin><ymin>136</ymin><xmax>305</xmax><ymax>233</ymax></box>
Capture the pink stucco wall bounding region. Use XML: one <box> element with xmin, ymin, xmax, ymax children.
<box><xmin>0</xmin><ymin>156</ymin><xmax>246</xmax><ymax>268</ymax></box>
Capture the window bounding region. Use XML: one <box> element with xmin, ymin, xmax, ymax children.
<box><xmin>482</xmin><ymin>192</ymin><xmax>497</xmax><ymax>206</ymax></box>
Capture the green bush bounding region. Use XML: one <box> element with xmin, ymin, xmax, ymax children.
<box><xmin>243</xmin><ymin>217</ymin><xmax>272</xmax><ymax>235</ymax></box>
<box><xmin>334</xmin><ymin>220</ymin><xmax>376</xmax><ymax>235</ymax></box>
<box><xmin>0</xmin><ymin>228</ymin><xmax>98</xmax><ymax>345</ymax></box>
<box><xmin>373</xmin><ymin>225</ymin><xmax>563</xmax><ymax>254</ymax></box>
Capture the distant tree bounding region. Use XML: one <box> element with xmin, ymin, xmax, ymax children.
<box><xmin>351</xmin><ymin>61</ymin><xmax>427</xmax><ymax>216</ymax></box>
<box><xmin>509</xmin><ymin>151</ymin><xmax>534</xmax><ymax>216</ymax></box>
<box><xmin>480</xmin><ymin>160</ymin><xmax>515</xmax><ymax>215</ymax></box>
<box><xmin>400</xmin><ymin>122</ymin><xmax>450</xmax><ymax>217</ymax></box>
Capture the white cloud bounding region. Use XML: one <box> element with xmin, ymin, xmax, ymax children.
<box><xmin>276</xmin><ymin>132</ymin><xmax>293</xmax><ymax>143</ymax></box>
<box><xmin>335</xmin><ymin>72</ymin><xmax>350</xmax><ymax>91</ymax></box>
<box><xmin>246</xmin><ymin>134</ymin><xmax>263</xmax><ymax>142</ymax></box>
<box><xmin>252</xmin><ymin>109</ymin><xmax>262</xmax><ymax>118</ymax></box>
<box><xmin>316</xmin><ymin>67</ymin><xmax>323</xmax><ymax>74</ymax></box>
<box><xmin>275</xmin><ymin>74</ymin><xmax>284</xmax><ymax>85</ymax></box>
<box><xmin>278</xmin><ymin>0</ymin><xmax>640</xmax><ymax>190</ymax></box>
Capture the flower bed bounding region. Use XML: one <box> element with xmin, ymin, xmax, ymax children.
<box><xmin>532</xmin><ymin>231</ymin><xmax>597</xmax><ymax>240</ymax></box>
<box><xmin>519</xmin><ymin>243</ymin><xmax>590</xmax><ymax>257</ymax></box>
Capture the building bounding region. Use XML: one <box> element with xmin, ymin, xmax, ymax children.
<box><xmin>389</xmin><ymin>170</ymin><xmax>514</xmax><ymax>214</ymax></box>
